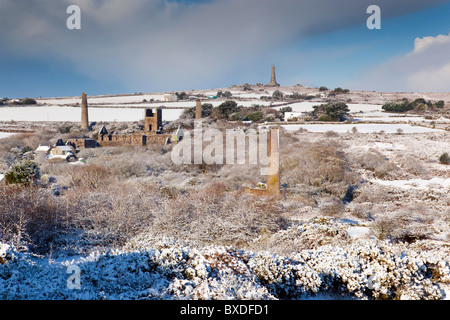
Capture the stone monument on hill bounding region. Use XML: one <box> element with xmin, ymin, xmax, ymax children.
<box><xmin>266</xmin><ymin>65</ymin><xmax>280</xmax><ymax>87</ymax></box>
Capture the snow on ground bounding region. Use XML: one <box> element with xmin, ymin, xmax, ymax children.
<box><xmin>0</xmin><ymin>96</ymin><xmax>287</xmax><ymax>123</ymax></box>
<box><xmin>107</xmin><ymin>100</ymin><xmax>276</xmax><ymax>108</ymax></box>
<box><xmin>346</xmin><ymin>226</ymin><xmax>372</xmax><ymax>239</ymax></box>
<box><xmin>274</xmin><ymin>102</ymin><xmax>318</xmax><ymax>112</ymax></box>
<box><xmin>280</xmin><ymin>123</ymin><xmax>442</xmax><ymax>134</ymax></box>
<box><xmin>0</xmin><ymin>107</ymin><xmax>184</xmax><ymax>122</ymax></box>
<box><xmin>0</xmin><ymin>132</ymin><xmax>15</xmax><ymax>139</ymax></box>
<box><xmin>350</xmin><ymin>141</ymin><xmax>406</xmax><ymax>152</ymax></box>
<box><xmin>371</xmin><ymin>177</ymin><xmax>450</xmax><ymax>190</ymax></box>
<box><xmin>38</xmin><ymin>94</ymin><xmax>166</xmax><ymax>105</ymax></box>
<box><xmin>354</xmin><ymin>116</ymin><xmax>427</xmax><ymax>122</ymax></box>
<box><xmin>353</xmin><ymin>112</ymin><xmax>450</xmax><ymax>123</ymax></box>
<box><xmin>1</xmin><ymin>218</ymin><xmax>449</xmax><ymax>300</ymax></box>
<box><xmin>38</xmin><ymin>92</ymin><xmax>273</xmax><ymax>106</ymax></box>
<box><xmin>274</xmin><ymin>102</ymin><xmax>384</xmax><ymax>114</ymax></box>
<box><xmin>347</xmin><ymin>104</ymin><xmax>389</xmax><ymax>113</ymax></box>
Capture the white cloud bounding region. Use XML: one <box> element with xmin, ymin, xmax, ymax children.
<box><xmin>407</xmin><ymin>62</ymin><xmax>450</xmax><ymax>91</ymax></box>
<box><xmin>351</xmin><ymin>32</ymin><xmax>450</xmax><ymax>93</ymax></box>
<box><xmin>413</xmin><ymin>32</ymin><xmax>450</xmax><ymax>53</ymax></box>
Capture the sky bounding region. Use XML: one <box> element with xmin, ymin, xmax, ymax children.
<box><xmin>1</xmin><ymin>0</ymin><xmax>450</xmax><ymax>98</ymax></box>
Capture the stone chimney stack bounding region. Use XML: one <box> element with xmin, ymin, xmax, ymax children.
<box><xmin>195</xmin><ymin>99</ymin><xmax>202</xmax><ymax>120</ymax></box>
<box><xmin>267</xmin><ymin>128</ymin><xmax>280</xmax><ymax>196</ymax></box>
<box><xmin>81</xmin><ymin>92</ymin><xmax>89</xmax><ymax>130</ymax></box>
<box><xmin>244</xmin><ymin>128</ymin><xmax>281</xmax><ymax>197</ymax></box>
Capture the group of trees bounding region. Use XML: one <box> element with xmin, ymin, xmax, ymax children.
<box><xmin>216</xmin><ymin>90</ymin><xmax>233</xmax><ymax>98</ymax></box>
<box><xmin>184</xmin><ymin>103</ymin><xmax>215</xmax><ymax>118</ymax></box>
<box><xmin>0</xmin><ymin>98</ymin><xmax>37</xmax><ymax>106</ymax></box>
<box><xmin>183</xmin><ymin>100</ymin><xmax>351</xmax><ymax>123</ymax></box>
<box><xmin>259</xmin><ymin>91</ymin><xmax>315</xmax><ymax>101</ymax></box>
<box><xmin>183</xmin><ymin>100</ymin><xmax>281</xmax><ymax>123</ymax></box>
<box><xmin>213</xmin><ymin>101</ymin><xmax>278</xmax><ymax>122</ymax></box>
<box><xmin>317</xmin><ymin>87</ymin><xmax>350</xmax><ymax>95</ymax></box>
<box><xmin>175</xmin><ymin>92</ymin><xmax>189</xmax><ymax>100</ymax></box>
<box><xmin>382</xmin><ymin>98</ymin><xmax>445</xmax><ymax>112</ymax></box>
<box><xmin>313</xmin><ymin>102</ymin><xmax>350</xmax><ymax>121</ymax></box>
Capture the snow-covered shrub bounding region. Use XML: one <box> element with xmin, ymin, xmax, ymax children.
<box><xmin>0</xmin><ymin>227</ymin><xmax>449</xmax><ymax>300</ymax></box>
<box><xmin>151</xmin><ymin>185</ymin><xmax>288</xmax><ymax>248</ymax></box>
<box><xmin>0</xmin><ymin>243</ymin><xmax>13</xmax><ymax>265</ymax></box>
<box><xmin>399</xmin><ymin>156</ymin><xmax>426</xmax><ymax>176</ymax></box>
<box><xmin>248</xmin><ymin>239</ymin><xmax>448</xmax><ymax>300</ymax></box>
<box><xmin>66</xmin><ymin>163</ymin><xmax>111</xmax><ymax>190</ymax></box>
<box><xmin>280</xmin><ymin>138</ymin><xmax>357</xmax><ymax>198</ymax></box>
<box><xmin>439</xmin><ymin>152</ymin><xmax>449</xmax><ymax>165</ymax></box>
<box><xmin>4</xmin><ymin>160</ymin><xmax>40</xmax><ymax>186</ymax></box>
<box><xmin>251</xmin><ymin>217</ymin><xmax>351</xmax><ymax>255</ymax></box>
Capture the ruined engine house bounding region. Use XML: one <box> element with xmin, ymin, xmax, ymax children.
<box><xmin>98</xmin><ymin>107</ymin><xmax>172</xmax><ymax>147</ymax></box>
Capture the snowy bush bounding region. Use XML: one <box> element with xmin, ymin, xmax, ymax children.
<box><xmin>439</xmin><ymin>152</ymin><xmax>449</xmax><ymax>165</ymax></box>
<box><xmin>4</xmin><ymin>160</ymin><xmax>40</xmax><ymax>186</ymax></box>
<box><xmin>0</xmin><ymin>243</ymin><xmax>13</xmax><ymax>265</ymax></box>
<box><xmin>0</xmin><ymin>229</ymin><xmax>448</xmax><ymax>300</ymax></box>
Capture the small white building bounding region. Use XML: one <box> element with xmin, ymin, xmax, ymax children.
<box><xmin>164</xmin><ymin>93</ymin><xmax>178</xmax><ymax>102</ymax></box>
<box><xmin>48</xmin><ymin>145</ymin><xmax>75</xmax><ymax>160</ymax></box>
<box><xmin>285</xmin><ymin>112</ymin><xmax>306</xmax><ymax>122</ymax></box>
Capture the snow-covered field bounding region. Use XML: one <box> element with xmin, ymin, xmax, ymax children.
<box><xmin>38</xmin><ymin>93</ymin><xmax>276</xmax><ymax>106</ymax></box>
<box><xmin>0</xmin><ymin>106</ymin><xmax>184</xmax><ymax>122</ymax></box>
<box><xmin>39</xmin><ymin>94</ymin><xmax>166</xmax><ymax>105</ymax></box>
<box><xmin>279</xmin><ymin>123</ymin><xmax>441</xmax><ymax>134</ymax></box>
<box><xmin>371</xmin><ymin>177</ymin><xmax>450</xmax><ymax>190</ymax></box>
<box><xmin>0</xmin><ymin>132</ymin><xmax>15</xmax><ymax>139</ymax></box>
<box><xmin>11</xmin><ymin>93</ymin><xmax>445</xmax><ymax>128</ymax></box>
<box><xmin>354</xmin><ymin>116</ymin><xmax>427</xmax><ymax>122</ymax></box>
<box><xmin>274</xmin><ymin>102</ymin><xmax>383</xmax><ymax>114</ymax></box>
<box><xmin>106</xmin><ymin>100</ymin><xmax>277</xmax><ymax>108</ymax></box>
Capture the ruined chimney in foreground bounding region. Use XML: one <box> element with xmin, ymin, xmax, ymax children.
<box><xmin>267</xmin><ymin>127</ymin><xmax>280</xmax><ymax>196</ymax></box>
<box><xmin>81</xmin><ymin>92</ymin><xmax>89</xmax><ymax>130</ymax></box>
<box><xmin>245</xmin><ymin>128</ymin><xmax>281</xmax><ymax>197</ymax></box>
<box><xmin>195</xmin><ymin>99</ymin><xmax>202</xmax><ymax>120</ymax></box>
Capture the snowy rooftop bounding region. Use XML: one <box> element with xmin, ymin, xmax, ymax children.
<box><xmin>55</xmin><ymin>146</ymin><xmax>74</xmax><ymax>152</ymax></box>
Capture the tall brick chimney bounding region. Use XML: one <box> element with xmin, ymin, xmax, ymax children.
<box><xmin>81</xmin><ymin>92</ymin><xmax>89</xmax><ymax>130</ymax></box>
<box><xmin>195</xmin><ymin>99</ymin><xmax>202</xmax><ymax>120</ymax></box>
<box><xmin>267</xmin><ymin>128</ymin><xmax>280</xmax><ymax>196</ymax></box>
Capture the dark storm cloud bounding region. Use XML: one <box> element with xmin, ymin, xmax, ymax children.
<box><xmin>0</xmin><ymin>0</ymin><xmax>448</xmax><ymax>91</ymax></box>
